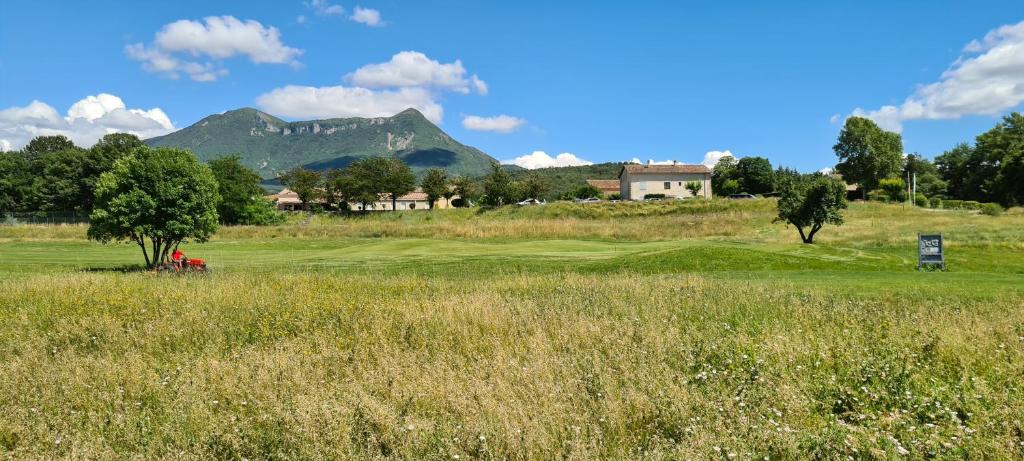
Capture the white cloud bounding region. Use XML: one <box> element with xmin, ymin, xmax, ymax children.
<box><xmin>126</xmin><ymin>16</ymin><xmax>301</xmax><ymax>82</ymax></box>
<box><xmin>0</xmin><ymin>139</ymin><xmax>11</xmax><ymax>152</ymax></box>
<box><xmin>829</xmin><ymin>113</ymin><xmax>841</xmax><ymax>124</ymax></box>
<box><xmin>462</xmin><ymin>114</ymin><xmax>525</xmax><ymax>133</ymax></box>
<box><xmin>701</xmin><ymin>150</ymin><xmax>735</xmax><ymax>167</ymax></box>
<box><xmin>819</xmin><ymin>167</ymin><xmax>834</xmax><ymax>175</ymax></box>
<box><xmin>256</xmin><ymin>85</ymin><xmax>443</xmax><ymax>123</ymax></box>
<box><xmin>350</xmin><ymin>6</ymin><xmax>383</xmax><ymax>26</ymax></box>
<box><xmin>307</xmin><ymin>0</ymin><xmax>345</xmax><ymax>16</ymax></box>
<box><xmin>850</xmin><ymin>20</ymin><xmax>1024</xmax><ymax>132</ymax></box>
<box><xmin>296</xmin><ymin>15</ymin><xmax>308</xmax><ymax>24</ymax></box>
<box><xmin>347</xmin><ymin>51</ymin><xmax>487</xmax><ymax>94</ymax></box>
<box><xmin>505</xmin><ymin>151</ymin><xmax>593</xmax><ymax>169</ymax></box>
<box><xmin>0</xmin><ymin>93</ymin><xmax>175</xmax><ymax>150</ymax></box>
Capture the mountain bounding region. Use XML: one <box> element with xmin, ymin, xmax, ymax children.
<box><xmin>146</xmin><ymin>108</ymin><xmax>497</xmax><ymax>179</ymax></box>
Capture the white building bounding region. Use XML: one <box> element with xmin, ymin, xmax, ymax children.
<box><xmin>618</xmin><ymin>163</ymin><xmax>712</xmax><ymax>200</ymax></box>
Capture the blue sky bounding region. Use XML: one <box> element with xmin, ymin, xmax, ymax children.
<box><xmin>2</xmin><ymin>1</ymin><xmax>1023</xmax><ymax>172</ymax></box>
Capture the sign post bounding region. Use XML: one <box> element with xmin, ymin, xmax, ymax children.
<box><xmin>918</xmin><ymin>234</ymin><xmax>944</xmax><ymax>269</ymax></box>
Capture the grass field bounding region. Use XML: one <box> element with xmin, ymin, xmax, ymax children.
<box><xmin>1</xmin><ymin>200</ymin><xmax>1022</xmax><ymax>459</ymax></box>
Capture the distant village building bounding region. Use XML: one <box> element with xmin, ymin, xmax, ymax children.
<box><xmin>617</xmin><ymin>163</ymin><xmax>712</xmax><ymax>200</ymax></box>
<box><xmin>269</xmin><ymin>188</ymin><xmax>455</xmax><ymax>211</ymax></box>
<box><xmin>585</xmin><ymin>179</ymin><xmax>621</xmax><ymax>197</ymax></box>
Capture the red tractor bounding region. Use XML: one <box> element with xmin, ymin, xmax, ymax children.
<box><xmin>155</xmin><ymin>257</ymin><xmax>209</xmax><ymax>273</ymax></box>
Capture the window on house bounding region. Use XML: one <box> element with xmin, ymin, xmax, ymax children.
<box><xmin>664</xmin><ymin>182</ymin><xmax>671</xmax><ymax>190</ymax></box>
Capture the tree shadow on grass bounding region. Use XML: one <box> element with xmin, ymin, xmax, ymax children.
<box><xmin>80</xmin><ymin>264</ymin><xmax>149</xmax><ymax>273</ymax></box>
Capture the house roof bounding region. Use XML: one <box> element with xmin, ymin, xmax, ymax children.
<box><xmin>586</xmin><ymin>179</ymin><xmax>620</xmax><ymax>191</ymax></box>
<box><xmin>619</xmin><ymin>164</ymin><xmax>711</xmax><ymax>178</ymax></box>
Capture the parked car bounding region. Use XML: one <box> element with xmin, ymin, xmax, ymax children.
<box><xmin>516</xmin><ymin>198</ymin><xmax>546</xmax><ymax>206</ymax></box>
<box><xmin>727</xmin><ymin>194</ymin><xmax>756</xmax><ymax>199</ymax></box>
<box><xmin>574</xmin><ymin>197</ymin><xmax>602</xmax><ymax>203</ymax></box>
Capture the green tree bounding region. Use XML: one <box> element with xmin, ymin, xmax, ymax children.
<box><xmin>878</xmin><ymin>178</ymin><xmax>907</xmax><ymax>202</ymax></box>
<box><xmin>935</xmin><ymin>143</ymin><xmax>981</xmax><ymax>200</ymax></box>
<box><xmin>380</xmin><ymin>157</ymin><xmax>416</xmax><ymax>211</ymax></box>
<box><xmin>450</xmin><ymin>175</ymin><xmax>477</xmax><ymax>207</ymax></box>
<box><xmin>685</xmin><ymin>181</ymin><xmax>703</xmax><ymax>197</ymax></box>
<box><xmin>22</xmin><ymin>135</ymin><xmax>76</xmax><ymax>161</ymax></box>
<box><xmin>88</xmin><ymin>147</ymin><xmax>220</xmax><ymax>268</ymax></box>
<box><xmin>902</xmin><ymin>153</ymin><xmax>947</xmax><ymax>199</ymax></box>
<box><xmin>31</xmin><ymin>148</ymin><xmax>92</xmax><ymax>212</ymax></box>
<box><xmin>278</xmin><ymin>167</ymin><xmax>323</xmax><ymax>211</ymax></box>
<box><xmin>736</xmin><ymin>156</ymin><xmax>774</xmax><ymax>194</ymax></box>
<box><xmin>482</xmin><ymin>163</ymin><xmax>516</xmax><ymax>206</ymax></box>
<box><xmin>711</xmin><ymin>156</ymin><xmax>738</xmax><ymax>196</ymax></box>
<box><xmin>571</xmin><ymin>183</ymin><xmax>604</xmax><ymax>200</ymax></box>
<box><xmin>833</xmin><ymin>117</ymin><xmax>903</xmax><ymax>197</ymax></box>
<box><xmin>974</xmin><ymin>112</ymin><xmax>1024</xmax><ymax>206</ymax></box>
<box><xmin>337</xmin><ymin>157</ymin><xmax>388</xmax><ymax>211</ymax></box>
<box><xmin>209</xmin><ymin>155</ymin><xmax>281</xmax><ymax>225</ymax></box>
<box><xmin>420</xmin><ymin>168</ymin><xmax>449</xmax><ymax>209</ymax></box>
<box><xmin>521</xmin><ymin>173</ymin><xmax>550</xmax><ymax>201</ymax></box>
<box><xmin>0</xmin><ymin>153</ymin><xmax>31</xmax><ymax>211</ymax></box>
<box><xmin>775</xmin><ymin>176</ymin><xmax>847</xmax><ymax>244</ymax></box>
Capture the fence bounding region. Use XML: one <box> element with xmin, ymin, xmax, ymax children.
<box><xmin>1</xmin><ymin>211</ymin><xmax>90</xmax><ymax>225</ymax></box>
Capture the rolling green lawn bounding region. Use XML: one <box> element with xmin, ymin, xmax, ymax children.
<box><xmin>1</xmin><ymin>200</ymin><xmax>1022</xmax><ymax>459</ymax></box>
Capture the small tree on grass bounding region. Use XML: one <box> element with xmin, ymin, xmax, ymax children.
<box><xmin>210</xmin><ymin>155</ymin><xmax>281</xmax><ymax>225</ymax></box>
<box><xmin>775</xmin><ymin>176</ymin><xmax>847</xmax><ymax>244</ymax></box>
<box><xmin>420</xmin><ymin>168</ymin><xmax>449</xmax><ymax>209</ymax></box>
<box><xmin>88</xmin><ymin>147</ymin><xmax>220</xmax><ymax>268</ymax></box>
<box><xmin>685</xmin><ymin>181</ymin><xmax>703</xmax><ymax>197</ymax></box>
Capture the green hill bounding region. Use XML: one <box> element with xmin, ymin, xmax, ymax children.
<box><xmin>500</xmin><ymin>162</ymin><xmax>629</xmax><ymax>199</ymax></box>
<box><xmin>146</xmin><ymin>108</ymin><xmax>497</xmax><ymax>179</ymax></box>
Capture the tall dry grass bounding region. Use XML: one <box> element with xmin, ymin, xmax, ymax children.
<box><xmin>1</xmin><ymin>272</ymin><xmax>1021</xmax><ymax>458</ymax></box>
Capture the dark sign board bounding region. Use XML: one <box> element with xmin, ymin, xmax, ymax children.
<box><xmin>918</xmin><ymin>234</ymin><xmax>944</xmax><ymax>269</ymax></box>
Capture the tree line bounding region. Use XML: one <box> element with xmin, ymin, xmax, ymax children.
<box><xmin>0</xmin><ymin>134</ymin><xmax>281</xmax><ymax>225</ymax></box>
<box><xmin>278</xmin><ymin>162</ymin><xmax>556</xmax><ymax>210</ymax></box>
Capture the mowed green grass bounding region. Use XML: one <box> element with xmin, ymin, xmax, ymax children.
<box><xmin>0</xmin><ymin>200</ymin><xmax>1023</xmax><ymax>459</ymax></box>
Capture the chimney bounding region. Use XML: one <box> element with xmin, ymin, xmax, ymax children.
<box><xmin>647</xmin><ymin>159</ymin><xmax>653</xmax><ymax>166</ymax></box>
<box><xmin>672</xmin><ymin>160</ymin><xmax>678</xmax><ymax>165</ymax></box>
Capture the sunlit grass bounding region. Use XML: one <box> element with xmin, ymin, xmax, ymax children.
<box><xmin>0</xmin><ymin>200</ymin><xmax>1022</xmax><ymax>458</ymax></box>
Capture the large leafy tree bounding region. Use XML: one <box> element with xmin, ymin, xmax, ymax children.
<box><xmin>482</xmin><ymin>163</ymin><xmax>517</xmax><ymax>206</ymax></box>
<box><xmin>833</xmin><ymin>117</ymin><xmax>903</xmax><ymax>197</ymax></box>
<box><xmin>22</xmin><ymin>135</ymin><xmax>76</xmax><ymax>161</ymax></box>
<box><xmin>336</xmin><ymin>157</ymin><xmax>387</xmax><ymax>211</ymax></box>
<box><xmin>974</xmin><ymin>112</ymin><xmax>1024</xmax><ymax>206</ymax></box>
<box><xmin>88</xmin><ymin>147</ymin><xmax>220</xmax><ymax>269</ymax></box>
<box><xmin>380</xmin><ymin>157</ymin><xmax>416</xmax><ymax>211</ymax></box>
<box><xmin>711</xmin><ymin>156</ymin><xmax>739</xmax><ymax>196</ymax></box>
<box><xmin>0</xmin><ymin>153</ymin><xmax>31</xmax><ymax>211</ymax></box>
<box><xmin>775</xmin><ymin>176</ymin><xmax>847</xmax><ymax>244</ymax></box>
<box><xmin>450</xmin><ymin>175</ymin><xmax>477</xmax><ymax>207</ymax></box>
<box><xmin>31</xmin><ymin>148</ymin><xmax>92</xmax><ymax>212</ymax></box>
<box><xmin>934</xmin><ymin>143</ymin><xmax>983</xmax><ymax>200</ymax></box>
<box><xmin>210</xmin><ymin>155</ymin><xmax>281</xmax><ymax>225</ymax></box>
<box><xmin>521</xmin><ymin>173</ymin><xmax>550</xmax><ymax>201</ymax></box>
<box><xmin>279</xmin><ymin>167</ymin><xmax>323</xmax><ymax>211</ymax></box>
<box><xmin>420</xmin><ymin>168</ymin><xmax>449</xmax><ymax>209</ymax></box>
<box><xmin>736</xmin><ymin>156</ymin><xmax>775</xmax><ymax>194</ymax></box>
<box><xmin>902</xmin><ymin>153</ymin><xmax>947</xmax><ymax>198</ymax></box>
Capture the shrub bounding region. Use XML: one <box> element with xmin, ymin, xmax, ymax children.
<box><xmin>980</xmin><ymin>203</ymin><xmax>1004</xmax><ymax>216</ymax></box>
<box><xmin>607</xmin><ymin>193</ymin><xmax>621</xmax><ymax>200</ymax></box>
<box><xmin>878</xmin><ymin>178</ymin><xmax>907</xmax><ymax>202</ymax></box>
<box><xmin>929</xmin><ymin>197</ymin><xmax>943</xmax><ymax>209</ymax></box>
<box><xmin>643</xmin><ymin>194</ymin><xmax>666</xmax><ymax>200</ymax></box>
<box><xmin>942</xmin><ymin>199</ymin><xmax>963</xmax><ymax>209</ymax></box>
<box><xmin>867</xmin><ymin>190</ymin><xmax>889</xmax><ymax>203</ymax></box>
<box><xmin>962</xmin><ymin>201</ymin><xmax>982</xmax><ymax>210</ymax></box>
<box><xmin>914</xmin><ymin>193</ymin><xmax>928</xmax><ymax>207</ymax></box>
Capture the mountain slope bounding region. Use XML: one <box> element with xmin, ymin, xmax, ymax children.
<box><xmin>146</xmin><ymin>108</ymin><xmax>497</xmax><ymax>179</ymax></box>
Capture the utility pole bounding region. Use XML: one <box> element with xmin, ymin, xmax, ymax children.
<box><xmin>912</xmin><ymin>172</ymin><xmax>917</xmax><ymax>206</ymax></box>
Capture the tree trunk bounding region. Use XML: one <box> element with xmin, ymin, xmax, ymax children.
<box><xmin>391</xmin><ymin>194</ymin><xmax>398</xmax><ymax>211</ymax></box>
<box><xmin>805</xmin><ymin>224</ymin><xmax>823</xmax><ymax>244</ymax></box>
